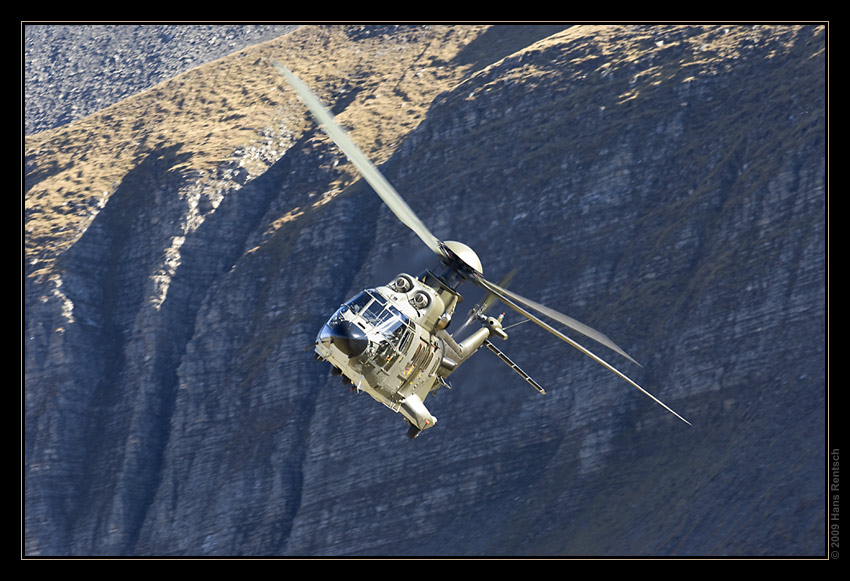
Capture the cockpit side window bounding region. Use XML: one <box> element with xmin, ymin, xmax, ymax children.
<box><xmin>378</xmin><ymin>312</ymin><xmax>411</xmax><ymax>370</ymax></box>
<box><xmin>362</xmin><ymin>297</ymin><xmax>387</xmax><ymax>325</ymax></box>
<box><xmin>344</xmin><ymin>291</ymin><xmax>373</xmax><ymax>315</ymax></box>
<box><xmin>333</xmin><ymin>290</ymin><xmax>378</xmax><ymax>322</ymax></box>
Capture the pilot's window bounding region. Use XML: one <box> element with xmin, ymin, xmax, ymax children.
<box><xmin>397</xmin><ymin>327</ymin><xmax>412</xmax><ymax>352</ymax></box>
<box><xmin>343</xmin><ymin>291</ymin><xmax>372</xmax><ymax>315</ymax></box>
<box><xmin>360</xmin><ymin>305</ymin><xmax>382</xmax><ymax>328</ymax></box>
<box><xmin>339</xmin><ymin>292</ymin><xmax>412</xmax><ymax>365</ymax></box>
<box><xmin>375</xmin><ymin>309</ymin><xmax>406</xmax><ymax>337</ymax></box>
<box><xmin>381</xmin><ymin>324</ymin><xmax>411</xmax><ymax>370</ymax></box>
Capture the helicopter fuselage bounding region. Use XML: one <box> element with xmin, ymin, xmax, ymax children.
<box><xmin>314</xmin><ymin>271</ymin><xmax>505</xmax><ymax>436</ymax></box>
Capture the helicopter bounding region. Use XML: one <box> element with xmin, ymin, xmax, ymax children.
<box><xmin>271</xmin><ymin>60</ymin><xmax>691</xmax><ymax>438</ymax></box>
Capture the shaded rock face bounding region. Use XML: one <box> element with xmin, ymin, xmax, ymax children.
<box><xmin>25</xmin><ymin>25</ymin><xmax>826</xmax><ymax>556</ymax></box>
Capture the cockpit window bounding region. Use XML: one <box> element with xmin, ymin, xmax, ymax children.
<box><xmin>374</xmin><ymin>309</ymin><xmax>408</xmax><ymax>340</ymax></box>
<box><xmin>369</xmin><ymin>304</ymin><xmax>411</xmax><ymax>368</ymax></box>
<box><xmin>335</xmin><ymin>290</ymin><xmax>409</xmax><ymax>346</ymax></box>
<box><xmin>332</xmin><ymin>290</ymin><xmax>413</xmax><ymax>369</ymax></box>
<box><xmin>332</xmin><ymin>290</ymin><xmax>376</xmax><ymax>322</ymax></box>
<box><xmin>365</xmin><ymin>301</ymin><xmax>408</xmax><ymax>341</ymax></box>
<box><xmin>342</xmin><ymin>291</ymin><xmax>373</xmax><ymax>315</ymax></box>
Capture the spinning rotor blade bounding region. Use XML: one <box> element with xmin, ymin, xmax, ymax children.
<box><xmin>272</xmin><ymin>60</ymin><xmax>444</xmax><ymax>257</ymax></box>
<box><xmin>474</xmin><ymin>275</ymin><xmax>639</xmax><ymax>366</ymax></box>
<box><xmin>472</xmin><ymin>274</ymin><xmax>692</xmax><ymax>426</ymax></box>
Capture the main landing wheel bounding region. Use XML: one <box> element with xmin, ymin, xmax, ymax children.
<box><xmin>406</xmin><ymin>425</ymin><xmax>422</xmax><ymax>439</ymax></box>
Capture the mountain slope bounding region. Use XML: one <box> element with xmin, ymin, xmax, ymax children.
<box><xmin>24</xmin><ymin>24</ymin><xmax>826</xmax><ymax>557</ymax></box>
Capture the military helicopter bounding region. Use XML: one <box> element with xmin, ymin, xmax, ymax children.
<box><xmin>272</xmin><ymin>60</ymin><xmax>691</xmax><ymax>438</ymax></box>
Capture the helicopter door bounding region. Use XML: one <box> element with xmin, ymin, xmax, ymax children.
<box><xmin>381</xmin><ymin>325</ymin><xmax>411</xmax><ymax>370</ymax></box>
<box><xmin>402</xmin><ymin>340</ymin><xmax>426</xmax><ymax>378</ymax></box>
<box><xmin>400</xmin><ymin>338</ymin><xmax>435</xmax><ymax>390</ymax></box>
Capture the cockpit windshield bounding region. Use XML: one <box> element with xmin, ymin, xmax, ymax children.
<box><xmin>334</xmin><ymin>290</ymin><xmax>410</xmax><ymax>346</ymax></box>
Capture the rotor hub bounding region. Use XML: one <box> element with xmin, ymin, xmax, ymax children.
<box><xmin>442</xmin><ymin>240</ymin><xmax>483</xmax><ymax>276</ymax></box>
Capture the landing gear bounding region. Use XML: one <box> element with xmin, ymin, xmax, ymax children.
<box><xmin>406</xmin><ymin>425</ymin><xmax>422</xmax><ymax>439</ymax></box>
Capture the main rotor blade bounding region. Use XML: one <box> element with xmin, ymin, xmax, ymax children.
<box><xmin>475</xmin><ymin>277</ymin><xmax>691</xmax><ymax>425</ymax></box>
<box><xmin>474</xmin><ymin>274</ymin><xmax>640</xmax><ymax>366</ymax></box>
<box><xmin>271</xmin><ymin>59</ymin><xmax>444</xmax><ymax>257</ymax></box>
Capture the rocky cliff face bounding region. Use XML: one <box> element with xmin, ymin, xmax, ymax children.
<box><xmin>24</xmin><ymin>24</ymin><xmax>826</xmax><ymax>557</ymax></box>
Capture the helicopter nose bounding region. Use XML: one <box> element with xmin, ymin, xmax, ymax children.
<box><xmin>324</xmin><ymin>320</ymin><xmax>369</xmax><ymax>357</ymax></box>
